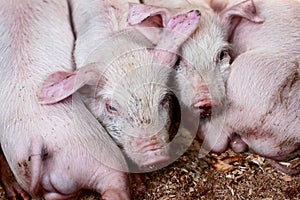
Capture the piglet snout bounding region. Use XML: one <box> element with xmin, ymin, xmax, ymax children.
<box><xmin>134</xmin><ymin>136</ymin><xmax>170</xmax><ymax>169</ymax></box>
<box><xmin>135</xmin><ymin>137</ymin><xmax>164</xmax><ymax>153</ymax></box>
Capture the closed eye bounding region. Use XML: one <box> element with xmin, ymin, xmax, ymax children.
<box><xmin>106</xmin><ymin>103</ymin><xmax>118</xmax><ymax>114</ymax></box>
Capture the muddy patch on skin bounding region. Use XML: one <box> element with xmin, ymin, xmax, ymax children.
<box><xmin>17</xmin><ymin>160</ymin><xmax>31</xmax><ymax>181</ymax></box>
<box><xmin>1</xmin><ymin>140</ymin><xmax>299</xmax><ymax>200</ymax></box>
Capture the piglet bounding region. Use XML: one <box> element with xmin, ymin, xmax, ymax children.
<box><xmin>0</xmin><ymin>0</ymin><xmax>130</xmax><ymax>199</ymax></box>
<box><xmin>128</xmin><ymin>0</ymin><xmax>262</xmax><ymax>154</ymax></box>
<box><xmin>205</xmin><ymin>0</ymin><xmax>300</xmax><ymax>174</ymax></box>
<box><xmin>38</xmin><ymin>0</ymin><xmax>201</xmax><ymax>172</ymax></box>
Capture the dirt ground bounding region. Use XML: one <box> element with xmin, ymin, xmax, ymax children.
<box><xmin>0</xmin><ymin>139</ymin><xmax>299</xmax><ymax>200</ymax></box>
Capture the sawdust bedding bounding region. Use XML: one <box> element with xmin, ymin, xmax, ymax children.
<box><xmin>1</xmin><ymin>139</ymin><xmax>299</xmax><ymax>200</ymax></box>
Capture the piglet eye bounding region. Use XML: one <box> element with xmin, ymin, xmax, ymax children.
<box><xmin>106</xmin><ymin>104</ymin><xmax>118</xmax><ymax>114</ymax></box>
<box><xmin>220</xmin><ymin>51</ymin><xmax>225</xmax><ymax>60</ymax></box>
<box><xmin>218</xmin><ymin>50</ymin><xmax>229</xmax><ymax>63</ymax></box>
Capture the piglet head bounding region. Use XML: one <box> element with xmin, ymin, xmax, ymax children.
<box><xmin>102</xmin><ymin>7</ymin><xmax>201</xmax><ymax>171</ymax></box>
<box><xmin>174</xmin><ymin>47</ymin><xmax>231</xmax><ymax>118</ymax></box>
<box><xmin>37</xmin><ymin>59</ymin><xmax>172</xmax><ymax>172</ymax></box>
<box><xmin>146</xmin><ymin>0</ymin><xmax>263</xmax><ymax>120</ymax></box>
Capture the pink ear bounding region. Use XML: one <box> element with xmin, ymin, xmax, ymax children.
<box><xmin>128</xmin><ymin>3</ymin><xmax>172</xmax><ymax>44</ymax></box>
<box><xmin>128</xmin><ymin>4</ymin><xmax>201</xmax><ymax>66</ymax></box>
<box><xmin>38</xmin><ymin>64</ymin><xmax>101</xmax><ymax>104</ymax></box>
<box><xmin>220</xmin><ymin>0</ymin><xmax>264</xmax><ymax>37</ymax></box>
<box><xmin>128</xmin><ymin>3</ymin><xmax>171</xmax><ymax>27</ymax></box>
<box><xmin>154</xmin><ymin>10</ymin><xmax>201</xmax><ymax>65</ymax></box>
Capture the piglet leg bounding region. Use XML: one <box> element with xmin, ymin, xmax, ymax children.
<box><xmin>95</xmin><ymin>171</ymin><xmax>130</xmax><ymax>200</ymax></box>
<box><xmin>0</xmin><ymin>147</ymin><xmax>31</xmax><ymax>200</ymax></box>
<box><xmin>267</xmin><ymin>159</ymin><xmax>300</xmax><ymax>175</ymax></box>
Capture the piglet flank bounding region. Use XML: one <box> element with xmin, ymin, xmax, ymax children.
<box><xmin>0</xmin><ymin>0</ymin><xmax>130</xmax><ymax>199</ymax></box>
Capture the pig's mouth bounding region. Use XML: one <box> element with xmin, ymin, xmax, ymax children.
<box><xmin>139</xmin><ymin>143</ymin><xmax>163</xmax><ymax>154</ymax></box>
<box><xmin>131</xmin><ymin>147</ymin><xmax>170</xmax><ymax>171</ymax></box>
<box><xmin>139</xmin><ymin>148</ymin><xmax>170</xmax><ymax>170</ymax></box>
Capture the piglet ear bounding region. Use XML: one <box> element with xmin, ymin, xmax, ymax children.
<box><xmin>219</xmin><ymin>0</ymin><xmax>264</xmax><ymax>38</ymax></box>
<box><xmin>128</xmin><ymin>4</ymin><xmax>201</xmax><ymax>66</ymax></box>
<box><xmin>37</xmin><ymin>63</ymin><xmax>101</xmax><ymax>104</ymax></box>
<box><xmin>128</xmin><ymin>3</ymin><xmax>172</xmax><ymax>44</ymax></box>
<box><xmin>154</xmin><ymin>10</ymin><xmax>201</xmax><ymax>66</ymax></box>
<box><xmin>128</xmin><ymin>3</ymin><xmax>171</xmax><ymax>27</ymax></box>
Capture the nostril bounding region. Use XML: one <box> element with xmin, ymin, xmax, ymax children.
<box><xmin>192</xmin><ymin>100</ymin><xmax>213</xmax><ymax>117</ymax></box>
<box><xmin>198</xmin><ymin>105</ymin><xmax>212</xmax><ymax>118</ymax></box>
<box><xmin>199</xmin><ymin>105</ymin><xmax>212</xmax><ymax>110</ymax></box>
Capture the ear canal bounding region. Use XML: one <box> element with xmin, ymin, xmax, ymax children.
<box><xmin>221</xmin><ymin>0</ymin><xmax>264</xmax><ymax>23</ymax></box>
<box><xmin>128</xmin><ymin>3</ymin><xmax>171</xmax><ymax>27</ymax></box>
<box><xmin>37</xmin><ymin>63</ymin><xmax>102</xmax><ymax>105</ymax></box>
<box><xmin>127</xmin><ymin>3</ymin><xmax>172</xmax><ymax>44</ymax></box>
<box><xmin>220</xmin><ymin>0</ymin><xmax>264</xmax><ymax>39</ymax></box>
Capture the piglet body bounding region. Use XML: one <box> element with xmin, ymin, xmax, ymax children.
<box><xmin>0</xmin><ymin>0</ymin><xmax>130</xmax><ymax>199</ymax></box>
<box><xmin>222</xmin><ymin>0</ymin><xmax>300</xmax><ymax>170</ymax></box>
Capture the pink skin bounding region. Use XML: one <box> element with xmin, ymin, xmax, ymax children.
<box><xmin>0</xmin><ymin>1</ymin><xmax>130</xmax><ymax>199</ymax></box>
<box><xmin>38</xmin><ymin>0</ymin><xmax>201</xmax><ymax>172</ymax></box>
<box><xmin>203</xmin><ymin>0</ymin><xmax>300</xmax><ymax>174</ymax></box>
<box><xmin>154</xmin><ymin>9</ymin><xmax>201</xmax><ymax>65</ymax></box>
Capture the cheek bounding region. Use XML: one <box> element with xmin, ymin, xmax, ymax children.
<box><xmin>175</xmin><ymin>74</ymin><xmax>195</xmax><ymax>105</ymax></box>
<box><xmin>220</xmin><ymin>64</ymin><xmax>230</xmax><ymax>79</ymax></box>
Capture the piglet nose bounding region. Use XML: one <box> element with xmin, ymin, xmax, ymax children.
<box><xmin>198</xmin><ymin>104</ymin><xmax>212</xmax><ymax>118</ymax></box>
<box><xmin>192</xmin><ymin>100</ymin><xmax>219</xmax><ymax>118</ymax></box>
